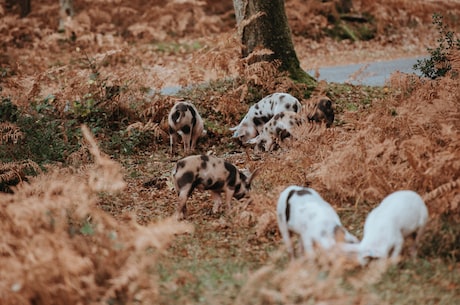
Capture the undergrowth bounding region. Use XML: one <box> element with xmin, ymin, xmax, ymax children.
<box><xmin>0</xmin><ymin>126</ymin><xmax>192</xmax><ymax>305</ymax></box>
<box><xmin>1</xmin><ymin>1</ymin><xmax>459</xmax><ymax>305</ymax></box>
<box><xmin>414</xmin><ymin>13</ymin><xmax>460</xmax><ymax>79</ymax></box>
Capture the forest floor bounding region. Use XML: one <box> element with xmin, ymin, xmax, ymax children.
<box><xmin>1</xmin><ymin>1</ymin><xmax>459</xmax><ymax>305</ymax></box>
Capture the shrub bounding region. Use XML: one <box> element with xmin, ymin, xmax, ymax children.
<box><xmin>413</xmin><ymin>13</ymin><xmax>460</xmax><ymax>79</ymax></box>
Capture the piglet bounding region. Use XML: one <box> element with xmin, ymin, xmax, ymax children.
<box><xmin>172</xmin><ymin>154</ymin><xmax>259</xmax><ymax>220</ymax></box>
<box><xmin>277</xmin><ymin>185</ymin><xmax>359</xmax><ymax>259</ymax></box>
<box><xmin>306</xmin><ymin>96</ymin><xmax>335</xmax><ymax>128</ymax></box>
<box><xmin>230</xmin><ymin>93</ymin><xmax>301</xmax><ymax>143</ymax></box>
<box><xmin>341</xmin><ymin>190</ymin><xmax>429</xmax><ymax>265</ymax></box>
<box><xmin>246</xmin><ymin>111</ymin><xmax>304</xmax><ymax>152</ymax></box>
<box><xmin>168</xmin><ymin>101</ymin><xmax>204</xmax><ymax>155</ymax></box>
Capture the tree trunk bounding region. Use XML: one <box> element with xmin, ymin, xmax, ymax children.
<box><xmin>233</xmin><ymin>0</ymin><xmax>316</xmax><ymax>85</ymax></box>
<box><xmin>7</xmin><ymin>0</ymin><xmax>31</xmax><ymax>17</ymax></box>
<box><xmin>19</xmin><ymin>0</ymin><xmax>31</xmax><ymax>17</ymax></box>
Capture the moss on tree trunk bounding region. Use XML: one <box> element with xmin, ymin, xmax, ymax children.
<box><xmin>234</xmin><ymin>0</ymin><xmax>316</xmax><ymax>86</ymax></box>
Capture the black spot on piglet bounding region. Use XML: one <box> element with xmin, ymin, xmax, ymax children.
<box><xmin>176</xmin><ymin>171</ymin><xmax>194</xmax><ymax>189</ymax></box>
<box><xmin>181</xmin><ymin>125</ymin><xmax>191</xmax><ymax>134</ymax></box>
<box><xmin>224</xmin><ymin>162</ymin><xmax>237</xmax><ymax>187</ymax></box>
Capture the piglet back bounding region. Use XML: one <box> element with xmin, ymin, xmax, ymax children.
<box><xmin>378</xmin><ymin>190</ymin><xmax>428</xmax><ymax>236</ymax></box>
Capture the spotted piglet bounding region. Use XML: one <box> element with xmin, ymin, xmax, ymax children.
<box><xmin>172</xmin><ymin>154</ymin><xmax>259</xmax><ymax>220</ymax></box>
<box><xmin>246</xmin><ymin>111</ymin><xmax>304</xmax><ymax>152</ymax></box>
<box><xmin>230</xmin><ymin>93</ymin><xmax>301</xmax><ymax>143</ymax></box>
<box><xmin>303</xmin><ymin>96</ymin><xmax>335</xmax><ymax>128</ymax></box>
<box><xmin>277</xmin><ymin>185</ymin><xmax>359</xmax><ymax>259</ymax></box>
<box><xmin>168</xmin><ymin>101</ymin><xmax>204</xmax><ymax>155</ymax></box>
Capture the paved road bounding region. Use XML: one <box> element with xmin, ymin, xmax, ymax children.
<box><xmin>307</xmin><ymin>56</ymin><xmax>426</xmax><ymax>86</ymax></box>
<box><xmin>160</xmin><ymin>56</ymin><xmax>426</xmax><ymax>94</ymax></box>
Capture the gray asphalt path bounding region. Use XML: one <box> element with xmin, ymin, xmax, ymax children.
<box><xmin>307</xmin><ymin>56</ymin><xmax>426</xmax><ymax>86</ymax></box>
<box><xmin>159</xmin><ymin>56</ymin><xmax>427</xmax><ymax>94</ymax></box>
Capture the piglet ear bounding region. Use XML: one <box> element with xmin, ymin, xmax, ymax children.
<box><xmin>334</xmin><ymin>225</ymin><xmax>346</xmax><ymax>243</ymax></box>
<box><xmin>334</xmin><ymin>225</ymin><xmax>359</xmax><ymax>244</ymax></box>
<box><xmin>229</xmin><ymin>126</ymin><xmax>238</xmax><ymax>131</ymax></box>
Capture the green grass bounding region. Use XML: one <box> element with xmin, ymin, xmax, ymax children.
<box><xmin>157</xmin><ymin>257</ymin><xmax>249</xmax><ymax>304</ymax></box>
<box><xmin>156</xmin><ymin>227</ymin><xmax>273</xmax><ymax>305</ymax></box>
<box><xmin>374</xmin><ymin>259</ymin><xmax>459</xmax><ymax>305</ymax></box>
<box><xmin>154</xmin><ymin>218</ymin><xmax>459</xmax><ymax>305</ymax></box>
<box><xmin>152</xmin><ymin>41</ymin><xmax>204</xmax><ymax>55</ymax></box>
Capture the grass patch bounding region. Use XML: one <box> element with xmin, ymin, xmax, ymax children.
<box><xmin>374</xmin><ymin>259</ymin><xmax>460</xmax><ymax>305</ymax></box>
<box><xmin>152</xmin><ymin>41</ymin><xmax>204</xmax><ymax>55</ymax></box>
<box><xmin>157</xmin><ymin>257</ymin><xmax>249</xmax><ymax>305</ymax></box>
<box><xmin>156</xmin><ymin>224</ymin><xmax>274</xmax><ymax>305</ymax></box>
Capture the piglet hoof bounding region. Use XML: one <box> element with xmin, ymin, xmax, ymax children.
<box><xmin>176</xmin><ymin>212</ymin><xmax>185</xmax><ymax>221</ymax></box>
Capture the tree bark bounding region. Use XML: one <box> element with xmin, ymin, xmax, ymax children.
<box><xmin>6</xmin><ymin>0</ymin><xmax>31</xmax><ymax>17</ymax></box>
<box><xmin>233</xmin><ymin>0</ymin><xmax>316</xmax><ymax>85</ymax></box>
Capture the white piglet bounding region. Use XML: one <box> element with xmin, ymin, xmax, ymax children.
<box><xmin>230</xmin><ymin>93</ymin><xmax>301</xmax><ymax>143</ymax></box>
<box><xmin>168</xmin><ymin>101</ymin><xmax>204</xmax><ymax>155</ymax></box>
<box><xmin>341</xmin><ymin>190</ymin><xmax>429</xmax><ymax>265</ymax></box>
<box><xmin>277</xmin><ymin>185</ymin><xmax>359</xmax><ymax>259</ymax></box>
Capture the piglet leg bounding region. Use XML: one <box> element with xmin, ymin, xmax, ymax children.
<box><xmin>180</xmin><ymin>132</ymin><xmax>192</xmax><ymax>153</ymax></box>
<box><xmin>176</xmin><ymin>193</ymin><xmax>188</xmax><ymax>220</ymax></box>
<box><xmin>389</xmin><ymin>236</ymin><xmax>404</xmax><ymax>264</ymax></box>
<box><xmin>300</xmin><ymin>234</ymin><xmax>315</xmax><ymax>257</ymax></box>
<box><xmin>211</xmin><ymin>191</ymin><xmax>223</xmax><ymax>214</ymax></box>
<box><xmin>410</xmin><ymin>226</ymin><xmax>426</xmax><ymax>259</ymax></box>
<box><xmin>224</xmin><ymin>189</ymin><xmax>235</xmax><ymax>213</ymax></box>
<box><xmin>169</xmin><ymin>133</ymin><xmax>179</xmax><ymax>155</ymax></box>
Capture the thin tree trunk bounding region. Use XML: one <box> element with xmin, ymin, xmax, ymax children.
<box><xmin>5</xmin><ymin>0</ymin><xmax>30</xmax><ymax>18</ymax></box>
<box><xmin>233</xmin><ymin>0</ymin><xmax>316</xmax><ymax>85</ymax></box>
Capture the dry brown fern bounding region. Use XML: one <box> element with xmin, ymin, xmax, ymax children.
<box><xmin>424</xmin><ymin>179</ymin><xmax>459</xmax><ymax>202</ymax></box>
<box><xmin>212</xmin><ymin>92</ymin><xmax>249</xmax><ymax>125</ymax></box>
<box><xmin>297</xmin><ymin>74</ymin><xmax>460</xmax><ymax>214</ymax></box>
<box><xmin>0</xmin><ymin>159</ymin><xmax>41</xmax><ymax>192</ymax></box>
<box><xmin>81</xmin><ymin>124</ymin><xmax>126</xmax><ymax>193</ymax></box>
<box><xmin>242</xmin><ymin>58</ymin><xmax>280</xmax><ymax>88</ymax></box>
<box><xmin>126</xmin><ymin>120</ymin><xmax>169</xmax><ymax>142</ymax></box>
<box><xmin>141</xmin><ymin>95</ymin><xmax>176</xmax><ymax>124</ymax></box>
<box><xmin>0</xmin><ymin>122</ymin><xmax>24</xmax><ymax>144</ymax></box>
<box><xmin>448</xmin><ymin>49</ymin><xmax>460</xmax><ymax>77</ymax></box>
<box><xmin>233</xmin><ymin>58</ymin><xmax>304</xmax><ymax>104</ymax></box>
<box><xmin>423</xmin><ymin>178</ymin><xmax>460</xmax><ymax>215</ymax></box>
<box><xmin>0</xmin><ymin>125</ymin><xmax>192</xmax><ymax>305</ymax></box>
<box><xmin>291</xmin><ymin>121</ymin><xmax>334</xmax><ymax>150</ymax></box>
<box><xmin>235</xmin><ymin>251</ymin><xmax>383</xmax><ymax>305</ymax></box>
<box><xmin>177</xmin><ymin>33</ymin><xmax>242</xmax><ymax>87</ymax></box>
